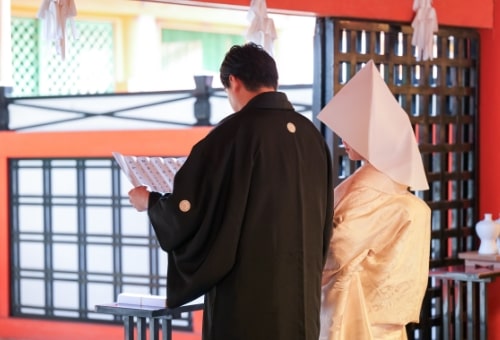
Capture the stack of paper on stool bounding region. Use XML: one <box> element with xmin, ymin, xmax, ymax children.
<box><xmin>117</xmin><ymin>292</ymin><xmax>167</xmax><ymax>308</ymax></box>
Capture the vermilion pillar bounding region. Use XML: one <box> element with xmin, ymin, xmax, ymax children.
<box><xmin>479</xmin><ymin>1</ymin><xmax>500</xmax><ymax>338</ymax></box>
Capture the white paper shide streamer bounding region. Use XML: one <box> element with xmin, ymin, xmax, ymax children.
<box><xmin>411</xmin><ymin>0</ymin><xmax>438</xmax><ymax>61</ymax></box>
<box><xmin>37</xmin><ymin>0</ymin><xmax>78</xmax><ymax>60</ymax></box>
<box><xmin>246</xmin><ymin>0</ymin><xmax>277</xmax><ymax>56</ymax></box>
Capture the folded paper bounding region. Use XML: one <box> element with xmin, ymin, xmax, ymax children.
<box><xmin>117</xmin><ymin>292</ymin><xmax>167</xmax><ymax>307</ymax></box>
<box><xmin>411</xmin><ymin>0</ymin><xmax>438</xmax><ymax>61</ymax></box>
<box><xmin>246</xmin><ymin>0</ymin><xmax>276</xmax><ymax>56</ymax></box>
<box><xmin>37</xmin><ymin>0</ymin><xmax>78</xmax><ymax>59</ymax></box>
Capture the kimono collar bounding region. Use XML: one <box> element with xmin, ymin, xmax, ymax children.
<box><xmin>242</xmin><ymin>91</ymin><xmax>294</xmax><ymax>111</ymax></box>
<box><xmin>334</xmin><ymin>163</ymin><xmax>408</xmax><ymax>208</ymax></box>
<box><xmin>352</xmin><ymin>163</ymin><xmax>409</xmax><ymax>195</ymax></box>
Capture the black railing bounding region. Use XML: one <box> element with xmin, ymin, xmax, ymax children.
<box><xmin>0</xmin><ymin>77</ymin><xmax>313</xmax><ymax>132</ymax></box>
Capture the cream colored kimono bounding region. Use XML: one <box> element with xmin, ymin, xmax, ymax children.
<box><xmin>320</xmin><ymin>163</ymin><xmax>431</xmax><ymax>340</ymax></box>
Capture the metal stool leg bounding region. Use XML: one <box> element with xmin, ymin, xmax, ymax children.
<box><xmin>162</xmin><ymin>316</ymin><xmax>173</xmax><ymax>340</ymax></box>
<box><xmin>124</xmin><ymin>315</ymin><xmax>134</xmax><ymax>340</ymax></box>
<box><xmin>479</xmin><ymin>281</ymin><xmax>488</xmax><ymax>340</ymax></box>
<box><xmin>150</xmin><ymin>318</ymin><xmax>160</xmax><ymax>340</ymax></box>
<box><xmin>454</xmin><ymin>280</ymin><xmax>462</xmax><ymax>340</ymax></box>
<box><xmin>466</xmin><ymin>281</ymin><xmax>476</xmax><ymax>340</ymax></box>
<box><xmin>137</xmin><ymin>317</ymin><xmax>147</xmax><ymax>340</ymax></box>
<box><xmin>442</xmin><ymin>279</ymin><xmax>450</xmax><ymax>340</ymax></box>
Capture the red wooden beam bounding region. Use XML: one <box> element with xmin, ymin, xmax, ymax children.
<box><xmin>146</xmin><ymin>0</ymin><xmax>494</xmax><ymax>28</ymax></box>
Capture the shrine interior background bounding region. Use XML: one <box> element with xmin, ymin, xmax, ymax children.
<box><xmin>1</xmin><ymin>0</ymin><xmax>500</xmax><ymax>339</ymax></box>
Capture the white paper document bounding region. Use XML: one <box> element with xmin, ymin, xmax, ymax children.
<box><xmin>113</xmin><ymin>152</ymin><xmax>187</xmax><ymax>193</ymax></box>
<box><xmin>117</xmin><ymin>292</ymin><xmax>167</xmax><ymax>307</ymax></box>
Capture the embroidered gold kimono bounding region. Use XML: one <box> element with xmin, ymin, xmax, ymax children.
<box><xmin>320</xmin><ymin>164</ymin><xmax>431</xmax><ymax>340</ymax></box>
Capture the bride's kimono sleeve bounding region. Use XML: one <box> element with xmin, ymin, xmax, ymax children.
<box><xmin>147</xmin><ymin>128</ymin><xmax>251</xmax><ymax>308</ymax></box>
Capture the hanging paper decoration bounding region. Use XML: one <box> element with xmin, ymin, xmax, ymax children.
<box><xmin>37</xmin><ymin>0</ymin><xmax>78</xmax><ymax>60</ymax></box>
<box><xmin>411</xmin><ymin>0</ymin><xmax>438</xmax><ymax>61</ymax></box>
<box><xmin>246</xmin><ymin>0</ymin><xmax>277</xmax><ymax>56</ymax></box>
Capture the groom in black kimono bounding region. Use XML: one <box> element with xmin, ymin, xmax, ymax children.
<box><xmin>128</xmin><ymin>42</ymin><xmax>333</xmax><ymax>340</ymax></box>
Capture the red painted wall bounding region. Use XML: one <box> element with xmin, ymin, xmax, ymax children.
<box><xmin>175</xmin><ymin>0</ymin><xmax>494</xmax><ymax>28</ymax></box>
<box><xmin>0</xmin><ymin>129</ymin><xmax>210</xmax><ymax>339</ymax></box>
<box><xmin>479</xmin><ymin>1</ymin><xmax>500</xmax><ymax>337</ymax></box>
